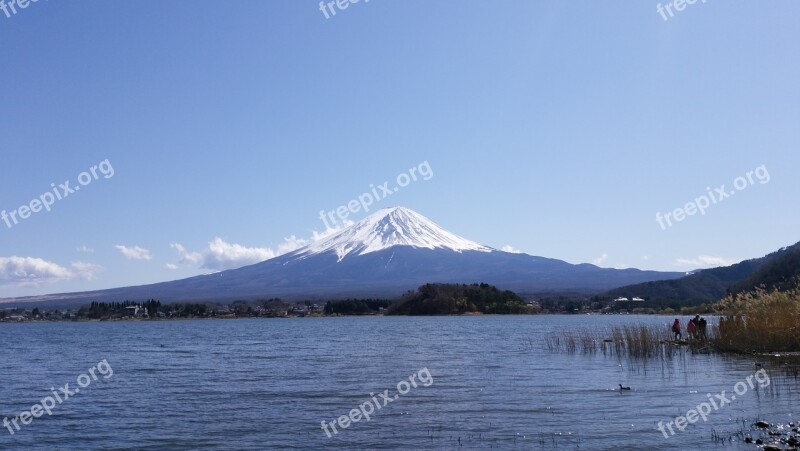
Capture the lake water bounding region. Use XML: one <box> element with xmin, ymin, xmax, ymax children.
<box><xmin>1</xmin><ymin>315</ymin><xmax>798</xmax><ymax>450</ymax></box>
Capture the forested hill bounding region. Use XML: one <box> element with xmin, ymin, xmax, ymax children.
<box><xmin>606</xmin><ymin>241</ymin><xmax>800</xmax><ymax>304</ymax></box>
<box><xmin>387</xmin><ymin>283</ymin><xmax>532</xmax><ymax>315</ymax></box>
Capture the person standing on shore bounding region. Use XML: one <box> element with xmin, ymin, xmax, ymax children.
<box><xmin>672</xmin><ymin>319</ymin><xmax>682</xmax><ymax>340</ymax></box>
<box><xmin>698</xmin><ymin>317</ymin><xmax>708</xmax><ymax>340</ymax></box>
<box><xmin>687</xmin><ymin>317</ymin><xmax>697</xmax><ymax>339</ymax></box>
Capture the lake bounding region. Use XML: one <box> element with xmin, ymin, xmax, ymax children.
<box><xmin>1</xmin><ymin>315</ymin><xmax>797</xmax><ymax>450</ymax></box>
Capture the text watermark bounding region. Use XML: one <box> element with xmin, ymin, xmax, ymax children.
<box><xmin>321</xmin><ymin>367</ymin><xmax>433</xmax><ymax>438</ymax></box>
<box><xmin>656</xmin><ymin>164</ymin><xmax>769</xmax><ymax>231</ymax></box>
<box><xmin>319</xmin><ymin>160</ymin><xmax>433</xmax><ymax>230</ymax></box>
<box><xmin>657</xmin><ymin>0</ymin><xmax>707</xmax><ymax>22</ymax></box>
<box><xmin>2</xmin><ymin>159</ymin><xmax>115</xmax><ymax>230</ymax></box>
<box><xmin>318</xmin><ymin>0</ymin><xmax>369</xmax><ymax>20</ymax></box>
<box><xmin>657</xmin><ymin>368</ymin><xmax>770</xmax><ymax>438</ymax></box>
<box><xmin>4</xmin><ymin>359</ymin><xmax>114</xmax><ymax>435</ymax></box>
<box><xmin>0</xmin><ymin>0</ymin><xmax>44</xmax><ymax>20</ymax></box>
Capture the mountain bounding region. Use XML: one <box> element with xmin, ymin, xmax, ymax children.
<box><xmin>730</xmin><ymin>244</ymin><xmax>800</xmax><ymax>293</ymax></box>
<box><xmin>387</xmin><ymin>283</ymin><xmax>531</xmax><ymax>315</ymax></box>
<box><xmin>296</xmin><ymin>206</ymin><xmax>492</xmax><ymax>259</ymax></box>
<box><xmin>1</xmin><ymin>207</ymin><xmax>683</xmax><ymax>306</ymax></box>
<box><xmin>606</xmin><ymin>241</ymin><xmax>800</xmax><ymax>303</ymax></box>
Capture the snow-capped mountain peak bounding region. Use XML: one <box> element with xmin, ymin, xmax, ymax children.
<box><xmin>295</xmin><ymin>207</ymin><xmax>493</xmax><ymax>261</ymax></box>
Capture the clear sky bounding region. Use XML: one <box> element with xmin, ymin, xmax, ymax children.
<box><xmin>1</xmin><ymin>0</ymin><xmax>798</xmax><ymax>298</ymax></box>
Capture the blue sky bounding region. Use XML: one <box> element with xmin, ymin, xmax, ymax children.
<box><xmin>1</xmin><ymin>0</ymin><xmax>798</xmax><ymax>298</ymax></box>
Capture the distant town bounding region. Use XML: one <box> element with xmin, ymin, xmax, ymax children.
<box><xmin>0</xmin><ymin>299</ymin><xmax>329</xmax><ymax>322</ymax></box>
<box><xmin>0</xmin><ymin>287</ymin><xmax>715</xmax><ymax>323</ymax></box>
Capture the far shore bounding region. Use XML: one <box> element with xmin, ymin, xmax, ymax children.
<box><xmin>1</xmin><ymin>311</ymin><xmax>721</xmax><ymax>324</ymax></box>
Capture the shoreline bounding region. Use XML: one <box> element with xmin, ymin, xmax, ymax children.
<box><xmin>0</xmin><ymin>311</ymin><xmax>719</xmax><ymax>324</ymax></box>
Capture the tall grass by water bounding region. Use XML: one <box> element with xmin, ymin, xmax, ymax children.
<box><xmin>712</xmin><ymin>285</ymin><xmax>800</xmax><ymax>354</ymax></box>
<box><xmin>542</xmin><ymin>323</ymin><xmax>694</xmax><ymax>360</ymax></box>
<box><xmin>543</xmin><ymin>284</ymin><xmax>800</xmax><ymax>359</ymax></box>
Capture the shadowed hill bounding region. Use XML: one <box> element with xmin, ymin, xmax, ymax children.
<box><xmin>606</xmin><ymin>241</ymin><xmax>800</xmax><ymax>303</ymax></box>
<box><xmin>387</xmin><ymin>283</ymin><xmax>532</xmax><ymax>315</ymax></box>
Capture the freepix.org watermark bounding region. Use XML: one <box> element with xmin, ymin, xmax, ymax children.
<box><xmin>0</xmin><ymin>0</ymin><xmax>44</xmax><ymax>20</ymax></box>
<box><xmin>2</xmin><ymin>159</ymin><xmax>114</xmax><ymax>230</ymax></box>
<box><xmin>3</xmin><ymin>359</ymin><xmax>114</xmax><ymax>436</ymax></box>
<box><xmin>657</xmin><ymin>368</ymin><xmax>770</xmax><ymax>439</ymax></box>
<box><xmin>657</xmin><ymin>0</ymin><xmax>707</xmax><ymax>22</ymax></box>
<box><xmin>655</xmin><ymin>164</ymin><xmax>769</xmax><ymax>231</ymax></box>
<box><xmin>319</xmin><ymin>160</ymin><xmax>433</xmax><ymax>230</ymax></box>
<box><xmin>318</xmin><ymin>0</ymin><xmax>369</xmax><ymax>20</ymax></box>
<box><xmin>320</xmin><ymin>367</ymin><xmax>433</xmax><ymax>438</ymax></box>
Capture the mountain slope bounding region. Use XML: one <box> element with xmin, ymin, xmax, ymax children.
<box><xmin>606</xmin><ymin>242</ymin><xmax>800</xmax><ymax>303</ymax></box>
<box><xmin>730</xmin><ymin>244</ymin><xmax>800</xmax><ymax>293</ymax></box>
<box><xmin>298</xmin><ymin>207</ymin><xmax>491</xmax><ymax>260</ymax></box>
<box><xmin>1</xmin><ymin>207</ymin><xmax>683</xmax><ymax>306</ymax></box>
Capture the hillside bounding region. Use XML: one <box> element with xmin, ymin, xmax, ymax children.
<box><xmin>0</xmin><ymin>207</ymin><xmax>681</xmax><ymax>307</ymax></box>
<box><xmin>606</xmin><ymin>241</ymin><xmax>800</xmax><ymax>303</ymax></box>
<box><xmin>729</xmin><ymin>244</ymin><xmax>800</xmax><ymax>294</ymax></box>
<box><xmin>387</xmin><ymin>283</ymin><xmax>532</xmax><ymax>315</ymax></box>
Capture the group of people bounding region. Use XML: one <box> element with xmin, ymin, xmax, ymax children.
<box><xmin>671</xmin><ymin>315</ymin><xmax>707</xmax><ymax>340</ymax></box>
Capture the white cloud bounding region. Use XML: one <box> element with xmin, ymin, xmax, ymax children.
<box><xmin>165</xmin><ymin>263</ymin><xmax>179</xmax><ymax>270</ymax></box>
<box><xmin>310</xmin><ymin>220</ymin><xmax>353</xmax><ymax>242</ymax></box>
<box><xmin>501</xmin><ymin>245</ymin><xmax>521</xmax><ymax>254</ymax></box>
<box><xmin>170</xmin><ymin>243</ymin><xmax>202</xmax><ymax>265</ymax></box>
<box><xmin>76</xmin><ymin>246</ymin><xmax>94</xmax><ymax>253</ymax></box>
<box><xmin>114</xmin><ymin>245</ymin><xmax>152</xmax><ymax>261</ymax></box>
<box><xmin>593</xmin><ymin>253</ymin><xmax>609</xmax><ymax>265</ymax></box>
<box><xmin>276</xmin><ymin>235</ymin><xmax>310</xmax><ymax>254</ymax></box>
<box><xmin>0</xmin><ymin>256</ymin><xmax>102</xmax><ymax>287</ymax></box>
<box><xmin>203</xmin><ymin>238</ymin><xmax>277</xmax><ymax>270</ymax></box>
<box><xmin>675</xmin><ymin>255</ymin><xmax>738</xmax><ymax>268</ymax></box>
<box><xmin>170</xmin><ymin>221</ymin><xmax>356</xmax><ymax>271</ymax></box>
<box><xmin>70</xmin><ymin>261</ymin><xmax>103</xmax><ymax>279</ymax></box>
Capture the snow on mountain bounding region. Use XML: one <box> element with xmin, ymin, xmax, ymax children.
<box><xmin>294</xmin><ymin>207</ymin><xmax>493</xmax><ymax>261</ymax></box>
<box><xmin>0</xmin><ymin>206</ymin><xmax>687</xmax><ymax>305</ymax></box>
